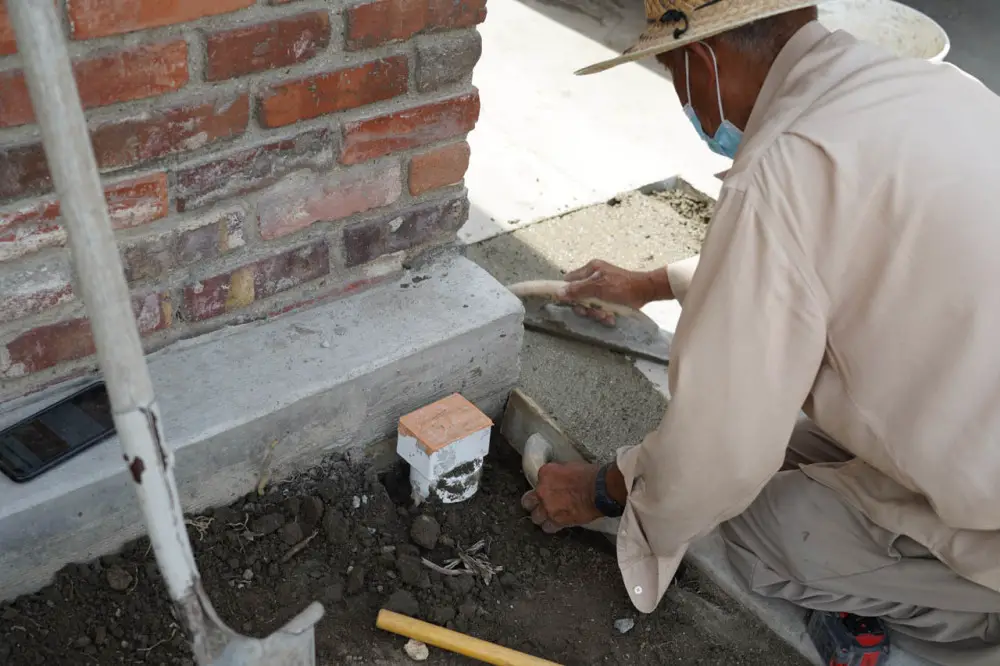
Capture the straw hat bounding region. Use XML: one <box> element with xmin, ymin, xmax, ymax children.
<box><xmin>576</xmin><ymin>0</ymin><xmax>822</xmax><ymax>75</ymax></box>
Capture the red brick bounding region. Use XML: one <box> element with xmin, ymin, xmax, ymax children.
<box><xmin>205</xmin><ymin>12</ymin><xmax>330</xmax><ymax>82</ymax></box>
<box><xmin>0</xmin><ymin>41</ymin><xmax>189</xmax><ymax>129</ymax></box>
<box><xmin>257</xmin><ymin>164</ymin><xmax>402</xmax><ymax>241</ymax></box>
<box><xmin>0</xmin><ymin>262</ymin><xmax>74</xmax><ymax>325</ymax></box>
<box><xmin>341</xmin><ymin>92</ymin><xmax>479</xmax><ymax>165</ymax></box>
<box><xmin>121</xmin><ymin>208</ymin><xmax>245</xmax><ymax>282</ymax></box>
<box><xmin>181</xmin><ymin>242</ymin><xmax>329</xmax><ymax>321</ymax></box>
<box><xmin>345</xmin><ymin>0</ymin><xmax>486</xmax><ymax>50</ymax></box>
<box><xmin>173</xmin><ymin>129</ymin><xmax>332</xmax><ymax>212</ymax></box>
<box><xmin>0</xmin><ymin>142</ymin><xmax>51</xmax><ymax>200</ymax></box>
<box><xmin>259</xmin><ymin>57</ymin><xmax>408</xmax><ymax>129</ymax></box>
<box><xmin>0</xmin><ymin>1</ymin><xmax>17</xmax><ymax>56</ymax></box>
<box><xmin>92</xmin><ymin>94</ymin><xmax>250</xmax><ymax>171</ymax></box>
<box><xmin>409</xmin><ymin>141</ymin><xmax>470</xmax><ymax>195</ymax></box>
<box><xmin>68</xmin><ymin>0</ymin><xmax>256</xmax><ymax>40</ymax></box>
<box><xmin>343</xmin><ymin>196</ymin><xmax>466</xmax><ymax>266</ymax></box>
<box><xmin>0</xmin><ymin>292</ymin><xmax>170</xmax><ymax>377</ymax></box>
<box><xmin>0</xmin><ymin>173</ymin><xmax>168</xmax><ymax>261</ymax></box>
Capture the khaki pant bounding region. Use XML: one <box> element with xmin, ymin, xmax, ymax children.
<box><xmin>720</xmin><ymin>420</ymin><xmax>1000</xmax><ymax>666</ymax></box>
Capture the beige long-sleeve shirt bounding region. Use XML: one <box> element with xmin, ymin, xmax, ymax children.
<box><xmin>617</xmin><ymin>21</ymin><xmax>1000</xmax><ymax>614</ymax></box>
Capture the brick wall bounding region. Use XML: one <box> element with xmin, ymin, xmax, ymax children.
<box><xmin>0</xmin><ymin>0</ymin><xmax>484</xmax><ymax>398</ymax></box>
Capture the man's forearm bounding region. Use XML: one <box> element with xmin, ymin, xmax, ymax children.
<box><xmin>634</xmin><ymin>267</ymin><xmax>674</xmax><ymax>304</ymax></box>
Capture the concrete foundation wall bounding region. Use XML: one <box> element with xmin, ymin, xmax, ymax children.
<box><xmin>0</xmin><ymin>0</ymin><xmax>486</xmax><ymax>400</ymax></box>
<box><xmin>0</xmin><ymin>255</ymin><xmax>523</xmax><ymax>601</ymax></box>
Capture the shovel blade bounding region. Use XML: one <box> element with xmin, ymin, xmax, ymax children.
<box><xmin>210</xmin><ymin>602</ymin><xmax>324</xmax><ymax>666</ymax></box>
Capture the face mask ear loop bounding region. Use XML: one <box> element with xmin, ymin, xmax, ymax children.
<box><xmin>704</xmin><ymin>42</ymin><xmax>726</xmax><ymax>124</ymax></box>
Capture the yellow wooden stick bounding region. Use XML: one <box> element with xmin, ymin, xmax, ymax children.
<box><xmin>376</xmin><ymin>609</ymin><xmax>563</xmax><ymax>666</ymax></box>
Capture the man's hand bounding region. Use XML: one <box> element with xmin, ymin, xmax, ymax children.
<box><xmin>521</xmin><ymin>462</ymin><xmax>604</xmax><ymax>533</ymax></box>
<box><xmin>561</xmin><ymin>260</ymin><xmax>672</xmax><ymax>325</ymax></box>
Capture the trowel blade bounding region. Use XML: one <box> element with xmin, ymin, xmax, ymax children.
<box><xmin>521</xmin><ymin>300</ymin><xmax>672</xmax><ymax>364</ymax></box>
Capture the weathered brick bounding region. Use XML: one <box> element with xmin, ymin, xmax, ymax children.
<box><xmin>121</xmin><ymin>207</ymin><xmax>246</xmax><ymax>282</ymax></box>
<box><xmin>0</xmin><ymin>142</ymin><xmax>51</xmax><ymax>200</ymax></box>
<box><xmin>205</xmin><ymin>12</ymin><xmax>330</xmax><ymax>82</ymax></box>
<box><xmin>258</xmin><ymin>164</ymin><xmax>402</xmax><ymax>241</ymax></box>
<box><xmin>68</xmin><ymin>0</ymin><xmax>256</xmax><ymax>40</ymax></box>
<box><xmin>343</xmin><ymin>196</ymin><xmax>466</xmax><ymax>267</ymax></box>
<box><xmin>408</xmin><ymin>142</ymin><xmax>470</xmax><ymax>195</ymax></box>
<box><xmin>0</xmin><ymin>292</ymin><xmax>169</xmax><ymax>377</ymax></box>
<box><xmin>181</xmin><ymin>242</ymin><xmax>329</xmax><ymax>321</ymax></box>
<box><xmin>415</xmin><ymin>31</ymin><xmax>481</xmax><ymax>93</ymax></box>
<box><xmin>345</xmin><ymin>0</ymin><xmax>487</xmax><ymax>50</ymax></box>
<box><xmin>173</xmin><ymin>128</ymin><xmax>333</xmax><ymax>212</ymax></box>
<box><xmin>0</xmin><ymin>259</ymin><xmax>74</xmax><ymax>325</ymax></box>
<box><xmin>0</xmin><ymin>173</ymin><xmax>169</xmax><ymax>261</ymax></box>
<box><xmin>0</xmin><ymin>40</ymin><xmax>189</xmax><ymax>129</ymax></box>
<box><xmin>0</xmin><ymin>1</ymin><xmax>15</xmax><ymax>56</ymax></box>
<box><xmin>91</xmin><ymin>94</ymin><xmax>250</xmax><ymax>171</ymax></box>
<box><xmin>341</xmin><ymin>92</ymin><xmax>479</xmax><ymax>165</ymax></box>
<box><xmin>259</xmin><ymin>57</ymin><xmax>408</xmax><ymax>129</ymax></box>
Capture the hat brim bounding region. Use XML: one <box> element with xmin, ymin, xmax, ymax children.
<box><xmin>575</xmin><ymin>0</ymin><xmax>823</xmax><ymax>76</ymax></box>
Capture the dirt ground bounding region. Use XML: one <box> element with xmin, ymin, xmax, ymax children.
<box><xmin>0</xmin><ymin>437</ymin><xmax>804</xmax><ymax>666</ymax></box>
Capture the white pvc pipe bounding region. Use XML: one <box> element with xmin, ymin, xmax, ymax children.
<box><xmin>7</xmin><ymin>0</ymin><xmax>199</xmax><ymax>611</ymax></box>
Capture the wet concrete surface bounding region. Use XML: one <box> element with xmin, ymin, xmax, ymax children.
<box><xmin>466</xmin><ymin>188</ymin><xmax>709</xmax><ymax>462</ymax></box>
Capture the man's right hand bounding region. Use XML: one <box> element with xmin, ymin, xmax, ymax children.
<box><xmin>561</xmin><ymin>259</ymin><xmax>672</xmax><ymax>325</ymax></box>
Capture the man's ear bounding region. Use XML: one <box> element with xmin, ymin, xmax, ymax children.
<box><xmin>686</xmin><ymin>41</ymin><xmax>721</xmax><ymax>131</ymax></box>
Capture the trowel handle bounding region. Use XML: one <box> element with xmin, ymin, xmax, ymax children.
<box><xmin>520</xmin><ymin>433</ymin><xmax>621</xmax><ymax>537</ymax></box>
<box><xmin>522</xmin><ymin>434</ymin><xmax>553</xmax><ymax>488</ymax></box>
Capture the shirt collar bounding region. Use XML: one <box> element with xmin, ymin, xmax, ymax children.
<box><xmin>743</xmin><ymin>20</ymin><xmax>832</xmax><ymax>142</ymax></box>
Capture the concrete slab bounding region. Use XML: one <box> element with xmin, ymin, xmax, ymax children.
<box><xmin>464</xmin><ymin>0</ymin><xmax>998</xmax><ymax>246</ymax></box>
<box><xmin>462</xmin><ymin>0</ymin><xmax>730</xmax><ymax>245</ymax></box>
<box><xmin>0</xmin><ymin>255</ymin><xmax>524</xmax><ymax>601</ymax></box>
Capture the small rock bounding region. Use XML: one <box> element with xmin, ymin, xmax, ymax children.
<box><xmin>385</xmin><ymin>590</ymin><xmax>420</xmax><ymax>617</ymax></box>
<box><xmin>404</xmin><ymin>639</ymin><xmax>429</xmax><ymax>662</ymax></box>
<box><xmin>429</xmin><ymin>606</ymin><xmax>456</xmax><ymax>625</ymax></box>
<box><xmin>283</xmin><ymin>496</ymin><xmax>302</xmax><ymax>518</ymax></box>
<box><xmin>346</xmin><ymin>566</ymin><xmax>367</xmax><ymax>595</ymax></box>
<box><xmin>614</xmin><ymin>618</ymin><xmax>635</xmax><ymax>634</ymax></box>
<box><xmin>74</xmin><ymin>636</ymin><xmax>92</xmax><ymax>648</ymax></box>
<box><xmin>322</xmin><ymin>580</ymin><xmax>345</xmax><ymax>604</ymax></box>
<box><xmin>539</xmin><ymin>548</ymin><xmax>552</xmax><ymax>559</ymax></box>
<box><xmin>228</xmin><ymin>558</ymin><xmax>241</xmax><ymax>570</ymax></box>
<box><xmin>280</xmin><ymin>522</ymin><xmax>305</xmax><ymax>546</ymax></box>
<box><xmin>439</xmin><ymin>535</ymin><xmax>455</xmax><ymax>549</ymax></box>
<box><xmin>242</xmin><ymin>569</ymin><xmax>254</xmax><ymax>582</ymax></box>
<box><xmin>251</xmin><ymin>513</ymin><xmax>285</xmax><ymax>536</ymax></box>
<box><xmin>300</xmin><ymin>496</ymin><xmax>325</xmax><ymax>527</ymax></box>
<box><xmin>499</xmin><ymin>573</ymin><xmax>517</xmax><ymax>587</ymax></box>
<box><xmin>351</xmin><ymin>496</ymin><xmax>362</xmax><ymax>510</ymax></box>
<box><xmin>410</xmin><ymin>515</ymin><xmax>441</xmax><ymax>550</ymax></box>
<box><xmin>105</xmin><ymin>566</ymin><xmax>133</xmax><ymax>592</ymax></box>
<box><xmin>396</xmin><ymin>555</ymin><xmax>428</xmax><ymax>587</ymax></box>
<box><xmin>323</xmin><ymin>510</ymin><xmax>350</xmax><ymax>544</ymax></box>
<box><xmin>445</xmin><ymin>575</ymin><xmax>474</xmax><ymax>595</ymax></box>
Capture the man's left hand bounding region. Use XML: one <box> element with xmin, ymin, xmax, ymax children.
<box><xmin>521</xmin><ymin>462</ymin><xmax>604</xmax><ymax>533</ymax></box>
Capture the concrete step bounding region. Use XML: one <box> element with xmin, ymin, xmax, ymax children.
<box><xmin>0</xmin><ymin>254</ymin><xmax>524</xmax><ymax>601</ymax></box>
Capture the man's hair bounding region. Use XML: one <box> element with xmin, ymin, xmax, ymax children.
<box><xmin>714</xmin><ymin>7</ymin><xmax>819</xmax><ymax>62</ymax></box>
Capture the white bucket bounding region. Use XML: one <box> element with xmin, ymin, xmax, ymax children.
<box><xmin>819</xmin><ymin>0</ymin><xmax>951</xmax><ymax>63</ymax></box>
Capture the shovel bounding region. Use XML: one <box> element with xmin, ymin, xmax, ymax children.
<box><xmin>8</xmin><ymin>2</ymin><xmax>324</xmax><ymax>664</ymax></box>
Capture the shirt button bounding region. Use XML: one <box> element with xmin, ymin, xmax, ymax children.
<box><xmin>634</xmin><ymin>586</ymin><xmax>643</xmax><ymax>595</ymax></box>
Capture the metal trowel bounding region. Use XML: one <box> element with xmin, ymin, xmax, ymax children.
<box><xmin>508</xmin><ymin>280</ymin><xmax>673</xmax><ymax>365</ymax></box>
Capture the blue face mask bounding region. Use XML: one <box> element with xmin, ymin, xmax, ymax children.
<box><xmin>683</xmin><ymin>44</ymin><xmax>744</xmax><ymax>159</ymax></box>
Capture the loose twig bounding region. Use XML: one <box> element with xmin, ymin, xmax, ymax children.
<box><xmin>281</xmin><ymin>530</ymin><xmax>319</xmax><ymax>563</ymax></box>
<box><xmin>421</xmin><ymin>539</ymin><xmax>503</xmax><ymax>585</ymax></box>
<box><xmin>256</xmin><ymin>440</ymin><xmax>279</xmax><ymax>496</ymax></box>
